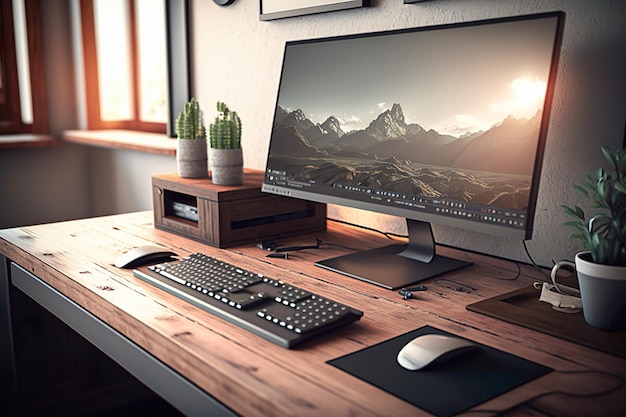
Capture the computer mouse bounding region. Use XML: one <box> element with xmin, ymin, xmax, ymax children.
<box><xmin>397</xmin><ymin>333</ymin><xmax>476</xmax><ymax>371</ymax></box>
<box><xmin>114</xmin><ymin>245</ymin><xmax>177</xmax><ymax>269</ymax></box>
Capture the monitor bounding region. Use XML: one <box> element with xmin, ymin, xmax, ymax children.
<box><xmin>262</xmin><ymin>12</ymin><xmax>565</xmax><ymax>289</ymax></box>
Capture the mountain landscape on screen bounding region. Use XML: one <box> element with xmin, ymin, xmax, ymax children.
<box><xmin>267</xmin><ymin>103</ymin><xmax>542</xmax><ymax>210</ymax></box>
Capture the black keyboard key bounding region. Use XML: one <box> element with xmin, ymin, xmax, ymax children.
<box><xmin>275</xmin><ymin>285</ymin><xmax>312</xmax><ymax>307</ymax></box>
<box><xmin>220</xmin><ymin>291</ymin><xmax>270</xmax><ymax>309</ymax></box>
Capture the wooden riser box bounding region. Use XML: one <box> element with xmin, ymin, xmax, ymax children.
<box><xmin>152</xmin><ymin>170</ymin><xmax>326</xmax><ymax>248</ymax></box>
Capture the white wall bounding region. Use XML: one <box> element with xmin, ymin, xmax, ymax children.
<box><xmin>191</xmin><ymin>0</ymin><xmax>625</xmax><ymax>267</ymax></box>
<box><xmin>0</xmin><ymin>143</ymin><xmax>91</xmax><ymax>229</ymax></box>
<box><xmin>89</xmin><ymin>148</ymin><xmax>177</xmax><ymax>217</ymax></box>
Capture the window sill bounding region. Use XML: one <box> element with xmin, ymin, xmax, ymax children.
<box><xmin>0</xmin><ymin>134</ymin><xmax>58</xmax><ymax>150</ymax></box>
<box><xmin>63</xmin><ymin>129</ymin><xmax>177</xmax><ymax>156</ymax></box>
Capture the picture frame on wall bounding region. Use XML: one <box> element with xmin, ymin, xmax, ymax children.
<box><xmin>260</xmin><ymin>0</ymin><xmax>370</xmax><ymax>21</ymax></box>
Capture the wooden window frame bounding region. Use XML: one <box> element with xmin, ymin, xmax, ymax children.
<box><xmin>79</xmin><ymin>0</ymin><xmax>190</xmax><ymax>136</ymax></box>
<box><xmin>0</xmin><ymin>0</ymin><xmax>48</xmax><ymax>135</ymax></box>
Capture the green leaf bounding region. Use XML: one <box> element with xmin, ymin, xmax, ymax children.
<box><xmin>563</xmin><ymin>204</ymin><xmax>587</xmax><ymax>220</ymax></box>
<box><xmin>601</xmin><ymin>145</ymin><xmax>621</xmax><ymax>173</ymax></box>
<box><xmin>608</xmin><ymin>243</ymin><xmax>620</xmax><ymax>265</ymax></box>
<box><xmin>564</xmin><ymin>220</ymin><xmax>584</xmax><ymax>228</ymax></box>
<box><xmin>566</xmin><ymin>231</ymin><xmax>576</xmax><ymax>239</ymax></box>
<box><xmin>614</xmin><ymin>181</ymin><xmax>626</xmax><ymax>195</ymax></box>
<box><xmin>561</xmin><ymin>205</ymin><xmax>577</xmax><ymax>218</ymax></box>
<box><xmin>590</xmin><ymin>214</ymin><xmax>611</xmax><ymax>228</ymax></box>
<box><xmin>572</xmin><ymin>184</ymin><xmax>589</xmax><ymax>198</ymax></box>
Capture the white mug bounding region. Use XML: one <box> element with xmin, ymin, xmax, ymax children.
<box><xmin>550</xmin><ymin>260</ymin><xmax>581</xmax><ymax>296</ymax></box>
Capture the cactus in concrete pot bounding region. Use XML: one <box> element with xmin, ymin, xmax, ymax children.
<box><xmin>175</xmin><ymin>98</ymin><xmax>208</xmax><ymax>178</ymax></box>
<box><xmin>209</xmin><ymin>101</ymin><xmax>241</xmax><ymax>149</ymax></box>
<box><xmin>176</xmin><ymin>97</ymin><xmax>207</xmax><ymax>140</ymax></box>
<box><xmin>209</xmin><ymin>101</ymin><xmax>243</xmax><ymax>185</ymax></box>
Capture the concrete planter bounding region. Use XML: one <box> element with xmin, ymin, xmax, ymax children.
<box><xmin>210</xmin><ymin>148</ymin><xmax>243</xmax><ymax>185</ymax></box>
<box><xmin>177</xmin><ymin>138</ymin><xmax>208</xmax><ymax>178</ymax></box>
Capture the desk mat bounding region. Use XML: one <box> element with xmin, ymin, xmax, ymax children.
<box><xmin>466</xmin><ymin>283</ymin><xmax>626</xmax><ymax>359</ymax></box>
<box><xmin>327</xmin><ymin>326</ymin><xmax>551</xmax><ymax>417</ymax></box>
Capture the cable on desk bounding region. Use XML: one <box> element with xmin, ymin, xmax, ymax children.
<box><xmin>460</xmin><ymin>369</ymin><xmax>626</xmax><ymax>417</ymax></box>
<box><xmin>434</xmin><ymin>278</ymin><xmax>476</xmax><ymax>293</ymax></box>
<box><xmin>319</xmin><ymin>242</ymin><xmax>361</xmax><ymax>251</ymax></box>
<box><xmin>260</xmin><ymin>237</ymin><xmax>361</xmax><ymax>253</ymax></box>
<box><xmin>328</xmin><ymin>218</ymin><xmax>405</xmax><ymax>241</ymax></box>
<box><xmin>489</xmin><ymin>261</ymin><xmax>521</xmax><ymax>282</ymax></box>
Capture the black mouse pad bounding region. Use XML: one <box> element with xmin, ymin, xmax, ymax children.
<box><xmin>327</xmin><ymin>326</ymin><xmax>552</xmax><ymax>417</ymax></box>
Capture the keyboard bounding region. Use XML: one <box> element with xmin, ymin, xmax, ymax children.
<box><xmin>133</xmin><ymin>253</ymin><xmax>363</xmax><ymax>348</ymax></box>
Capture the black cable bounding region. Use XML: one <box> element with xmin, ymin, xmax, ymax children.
<box><xmin>434</xmin><ymin>278</ymin><xmax>476</xmax><ymax>293</ymax></box>
<box><xmin>320</xmin><ymin>242</ymin><xmax>361</xmax><ymax>251</ymax></box>
<box><xmin>274</xmin><ymin>238</ymin><xmax>322</xmax><ymax>253</ymax></box>
<box><xmin>328</xmin><ymin>218</ymin><xmax>404</xmax><ymax>241</ymax></box>
<box><xmin>261</xmin><ymin>236</ymin><xmax>361</xmax><ymax>254</ymax></box>
<box><xmin>522</xmin><ymin>239</ymin><xmax>551</xmax><ymax>282</ymax></box>
<box><xmin>494</xmin><ymin>261</ymin><xmax>521</xmax><ymax>281</ymax></box>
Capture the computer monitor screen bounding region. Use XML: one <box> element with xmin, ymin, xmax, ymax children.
<box><xmin>262</xmin><ymin>12</ymin><xmax>564</xmax><ymax>289</ymax></box>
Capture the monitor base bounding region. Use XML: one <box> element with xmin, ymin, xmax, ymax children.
<box><xmin>315</xmin><ymin>244</ymin><xmax>472</xmax><ymax>290</ymax></box>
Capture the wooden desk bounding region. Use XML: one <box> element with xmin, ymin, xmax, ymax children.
<box><xmin>1</xmin><ymin>212</ymin><xmax>624</xmax><ymax>416</ymax></box>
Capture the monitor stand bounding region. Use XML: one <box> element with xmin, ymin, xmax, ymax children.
<box><xmin>315</xmin><ymin>219</ymin><xmax>472</xmax><ymax>290</ymax></box>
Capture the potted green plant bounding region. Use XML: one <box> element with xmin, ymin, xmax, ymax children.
<box><xmin>559</xmin><ymin>145</ymin><xmax>626</xmax><ymax>329</ymax></box>
<box><xmin>209</xmin><ymin>101</ymin><xmax>243</xmax><ymax>185</ymax></box>
<box><xmin>175</xmin><ymin>98</ymin><xmax>208</xmax><ymax>178</ymax></box>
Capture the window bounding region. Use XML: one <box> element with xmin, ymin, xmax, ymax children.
<box><xmin>0</xmin><ymin>0</ymin><xmax>48</xmax><ymax>135</ymax></box>
<box><xmin>79</xmin><ymin>0</ymin><xmax>189</xmax><ymax>135</ymax></box>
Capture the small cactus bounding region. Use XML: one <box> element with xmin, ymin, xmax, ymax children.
<box><xmin>175</xmin><ymin>98</ymin><xmax>206</xmax><ymax>139</ymax></box>
<box><xmin>209</xmin><ymin>101</ymin><xmax>241</xmax><ymax>149</ymax></box>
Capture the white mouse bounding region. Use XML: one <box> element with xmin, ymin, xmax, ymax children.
<box><xmin>397</xmin><ymin>334</ymin><xmax>476</xmax><ymax>371</ymax></box>
<box><xmin>114</xmin><ymin>245</ymin><xmax>177</xmax><ymax>269</ymax></box>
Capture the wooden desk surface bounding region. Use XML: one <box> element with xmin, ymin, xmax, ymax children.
<box><xmin>1</xmin><ymin>211</ymin><xmax>624</xmax><ymax>416</ymax></box>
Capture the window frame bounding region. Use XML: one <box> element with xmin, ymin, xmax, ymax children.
<box><xmin>79</xmin><ymin>0</ymin><xmax>189</xmax><ymax>136</ymax></box>
<box><xmin>0</xmin><ymin>0</ymin><xmax>48</xmax><ymax>135</ymax></box>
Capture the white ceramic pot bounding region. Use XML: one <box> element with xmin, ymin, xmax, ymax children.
<box><xmin>574</xmin><ymin>252</ymin><xmax>626</xmax><ymax>330</ymax></box>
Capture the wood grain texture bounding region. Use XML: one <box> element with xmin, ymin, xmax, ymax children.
<box><xmin>1</xmin><ymin>211</ymin><xmax>625</xmax><ymax>416</ymax></box>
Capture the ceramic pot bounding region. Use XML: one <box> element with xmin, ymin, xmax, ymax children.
<box><xmin>575</xmin><ymin>252</ymin><xmax>626</xmax><ymax>330</ymax></box>
<box><xmin>177</xmin><ymin>138</ymin><xmax>208</xmax><ymax>178</ymax></box>
<box><xmin>210</xmin><ymin>148</ymin><xmax>243</xmax><ymax>186</ymax></box>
